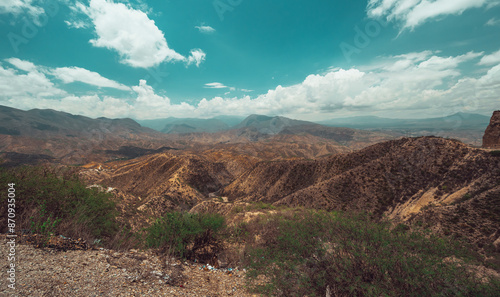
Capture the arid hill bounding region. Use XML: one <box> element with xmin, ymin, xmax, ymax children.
<box><xmin>483</xmin><ymin>111</ymin><xmax>500</xmax><ymax>148</ymax></box>
<box><xmin>220</xmin><ymin>137</ymin><xmax>500</xmax><ymax>251</ymax></box>
<box><xmin>81</xmin><ymin>136</ymin><xmax>500</xmax><ymax>254</ymax></box>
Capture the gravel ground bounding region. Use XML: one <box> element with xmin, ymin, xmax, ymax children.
<box><xmin>0</xmin><ymin>235</ymin><xmax>258</xmax><ymax>297</ymax></box>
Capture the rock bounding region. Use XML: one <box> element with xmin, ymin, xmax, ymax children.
<box><xmin>483</xmin><ymin>110</ymin><xmax>500</xmax><ymax>148</ymax></box>
<box><xmin>493</xmin><ymin>237</ymin><xmax>500</xmax><ymax>253</ymax></box>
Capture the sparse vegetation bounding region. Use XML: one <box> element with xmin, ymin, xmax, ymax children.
<box><xmin>240</xmin><ymin>210</ymin><xmax>500</xmax><ymax>297</ymax></box>
<box><xmin>145</xmin><ymin>211</ymin><xmax>225</xmax><ymax>261</ymax></box>
<box><xmin>245</xmin><ymin>201</ymin><xmax>276</xmax><ymax>211</ymax></box>
<box><xmin>0</xmin><ymin>166</ymin><xmax>119</xmax><ymax>246</ymax></box>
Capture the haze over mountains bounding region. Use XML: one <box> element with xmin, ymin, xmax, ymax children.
<box><xmin>136</xmin><ymin>111</ymin><xmax>489</xmax><ymax>146</ymax></box>
<box><xmin>0</xmin><ymin>105</ymin><xmax>394</xmax><ymax>166</ymax></box>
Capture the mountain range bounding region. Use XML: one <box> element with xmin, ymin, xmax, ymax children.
<box><xmin>1</xmin><ymin>104</ymin><xmax>499</xmax><ymax>268</ymax></box>
<box><xmin>0</xmin><ymin>105</ymin><xmax>393</xmax><ymax>166</ymax></box>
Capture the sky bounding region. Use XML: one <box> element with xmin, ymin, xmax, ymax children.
<box><xmin>0</xmin><ymin>0</ymin><xmax>499</xmax><ymax>121</ymax></box>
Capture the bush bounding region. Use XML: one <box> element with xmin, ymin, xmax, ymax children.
<box><xmin>489</xmin><ymin>150</ymin><xmax>500</xmax><ymax>157</ymax></box>
<box><xmin>0</xmin><ymin>166</ymin><xmax>118</xmax><ymax>245</ymax></box>
<box><xmin>145</xmin><ymin>212</ymin><xmax>225</xmax><ymax>261</ymax></box>
<box><xmin>243</xmin><ymin>210</ymin><xmax>500</xmax><ymax>297</ymax></box>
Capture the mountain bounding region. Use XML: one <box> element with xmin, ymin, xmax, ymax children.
<box><xmin>218</xmin><ymin>137</ymin><xmax>500</xmax><ymax>250</ymax></box>
<box><xmin>318</xmin><ymin>112</ymin><xmax>491</xmax><ymax>146</ymax></box>
<box><xmin>0</xmin><ymin>107</ymin><xmax>396</xmax><ymax>166</ymax></box>
<box><xmin>318</xmin><ymin>112</ymin><xmax>490</xmax><ymax>130</ymax></box>
<box><xmin>483</xmin><ymin>111</ymin><xmax>500</xmax><ymax>148</ymax></box>
<box><xmin>212</xmin><ymin>115</ymin><xmax>246</xmax><ymax>127</ymax></box>
<box><xmin>234</xmin><ymin>114</ymin><xmax>312</xmax><ymax>134</ymax></box>
<box><xmin>0</xmin><ymin>105</ymin><xmax>151</xmax><ymax>137</ymax></box>
<box><xmin>0</xmin><ymin>105</ymin><xmax>173</xmax><ymax>166</ymax></box>
<box><xmin>137</xmin><ymin>117</ymin><xmax>235</xmax><ymax>133</ymax></box>
<box><xmin>162</xmin><ymin>119</ymin><xmax>229</xmax><ymax>134</ymax></box>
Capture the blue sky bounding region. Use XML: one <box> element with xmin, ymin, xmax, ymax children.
<box><xmin>0</xmin><ymin>0</ymin><xmax>500</xmax><ymax>120</ymax></box>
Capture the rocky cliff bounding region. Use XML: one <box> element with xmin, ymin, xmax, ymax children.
<box><xmin>483</xmin><ymin>111</ymin><xmax>500</xmax><ymax>148</ymax></box>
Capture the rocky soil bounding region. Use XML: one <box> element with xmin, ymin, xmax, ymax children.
<box><xmin>0</xmin><ymin>235</ymin><xmax>254</xmax><ymax>297</ymax></box>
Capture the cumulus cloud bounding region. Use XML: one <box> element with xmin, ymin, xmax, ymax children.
<box><xmin>367</xmin><ymin>0</ymin><xmax>500</xmax><ymax>29</ymax></box>
<box><xmin>51</xmin><ymin>67</ymin><xmax>131</xmax><ymax>90</ymax></box>
<box><xmin>479</xmin><ymin>49</ymin><xmax>500</xmax><ymax>65</ymax></box>
<box><xmin>2</xmin><ymin>51</ymin><xmax>499</xmax><ymax>120</ymax></box>
<box><xmin>0</xmin><ymin>60</ymin><xmax>66</xmax><ymax>99</ymax></box>
<box><xmin>195</xmin><ymin>25</ymin><xmax>216</xmax><ymax>33</ymax></box>
<box><xmin>2</xmin><ymin>58</ymin><xmax>130</xmax><ymax>97</ymax></box>
<box><xmin>186</xmin><ymin>49</ymin><xmax>207</xmax><ymax>67</ymax></box>
<box><xmin>74</xmin><ymin>0</ymin><xmax>206</xmax><ymax>68</ymax></box>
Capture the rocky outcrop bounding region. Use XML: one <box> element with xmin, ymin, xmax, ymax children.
<box><xmin>483</xmin><ymin>111</ymin><xmax>500</xmax><ymax>148</ymax></box>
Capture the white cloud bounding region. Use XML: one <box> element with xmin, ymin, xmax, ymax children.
<box><xmin>64</xmin><ymin>19</ymin><xmax>89</xmax><ymax>29</ymax></box>
<box><xmin>479</xmin><ymin>49</ymin><xmax>500</xmax><ymax>65</ymax></box>
<box><xmin>51</xmin><ymin>67</ymin><xmax>130</xmax><ymax>91</ymax></box>
<box><xmin>367</xmin><ymin>0</ymin><xmax>500</xmax><ymax>29</ymax></box>
<box><xmin>0</xmin><ymin>60</ymin><xmax>66</xmax><ymax>100</ymax></box>
<box><xmin>186</xmin><ymin>49</ymin><xmax>207</xmax><ymax>67</ymax></box>
<box><xmin>3</xmin><ymin>51</ymin><xmax>499</xmax><ymax>120</ymax></box>
<box><xmin>0</xmin><ymin>58</ymin><xmax>131</xmax><ymax>109</ymax></box>
<box><xmin>0</xmin><ymin>0</ymin><xmax>44</xmax><ymax>17</ymax></box>
<box><xmin>204</xmin><ymin>82</ymin><xmax>228</xmax><ymax>89</ymax></box>
<box><xmin>195</xmin><ymin>25</ymin><xmax>216</xmax><ymax>33</ymax></box>
<box><xmin>5</xmin><ymin>57</ymin><xmax>37</xmax><ymax>72</ymax></box>
<box><xmin>75</xmin><ymin>0</ymin><xmax>205</xmax><ymax>68</ymax></box>
<box><xmin>486</xmin><ymin>17</ymin><xmax>500</xmax><ymax>26</ymax></box>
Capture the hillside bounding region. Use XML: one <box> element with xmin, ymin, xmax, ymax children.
<box><xmin>219</xmin><ymin>137</ymin><xmax>500</xmax><ymax>251</ymax></box>
<box><xmin>77</xmin><ymin>136</ymin><xmax>500</xmax><ymax>255</ymax></box>
<box><xmin>0</xmin><ymin>106</ymin><xmax>396</xmax><ymax>166</ymax></box>
<box><xmin>0</xmin><ymin>105</ymin><xmax>175</xmax><ymax>166</ymax></box>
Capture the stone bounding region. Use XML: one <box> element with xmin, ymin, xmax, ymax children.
<box><xmin>483</xmin><ymin>110</ymin><xmax>500</xmax><ymax>148</ymax></box>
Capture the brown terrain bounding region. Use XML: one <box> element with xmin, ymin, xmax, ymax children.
<box><xmin>83</xmin><ymin>137</ymin><xmax>500</xmax><ymax>257</ymax></box>
<box><xmin>483</xmin><ymin>110</ymin><xmax>500</xmax><ymax>148</ymax></box>
<box><xmin>2</xmin><ymin>106</ymin><xmax>500</xmax><ymax>295</ymax></box>
<box><xmin>0</xmin><ymin>106</ymin><xmax>395</xmax><ymax>167</ymax></box>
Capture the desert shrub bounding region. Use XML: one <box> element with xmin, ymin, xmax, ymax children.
<box><xmin>243</xmin><ymin>210</ymin><xmax>500</xmax><ymax>297</ymax></box>
<box><xmin>145</xmin><ymin>211</ymin><xmax>225</xmax><ymax>261</ymax></box>
<box><xmin>0</xmin><ymin>166</ymin><xmax>118</xmax><ymax>245</ymax></box>
<box><xmin>489</xmin><ymin>150</ymin><xmax>500</xmax><ymax>157</ymax></box>
<box><xmin>246</xmin><ymin>201</ymin><xmax>276</xmax><ymax>211</ymax></box>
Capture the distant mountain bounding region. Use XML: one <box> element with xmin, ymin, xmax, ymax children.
<box><xmin>234</xmin><ymin>114</ymin><xmax>314</xmax><ymax>134</ymax></box>
<box><xmin>318</xmin><ymin>112</ymin><xmax>490</xmax><ymax>130</ymax></box>
<box><xmin>0</xmin><ymin>105</ymin><xmax>152</xmax><ymax>137</ymax></box>
<box><xmin>0</xmin><ymin>105</ymin><xmax>172</xmax><ymax>165</ymax></box>
<box><xmin>162</xmin><ymin>119</ymin><xmax>230</xmax><ymax>134</ymax></box>
<box><xmin>212</xmin><ymin>115</ymin><xmax>246</xmax><ymax>127</ymax></box>
<box><xmin>137</xmin><ymin>117</ymin><xmax>232</xmax><ymax>133</ymax></box>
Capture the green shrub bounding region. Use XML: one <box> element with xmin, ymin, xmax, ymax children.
<box><xmin>243</xmin><ymin>210</ymin><xmax>500</xmax><ymax>297</ymax></box>
<box><xmin>489</xmin><ymin>150</ymin><xmax>500</xmax><ymax>157</ymax></box>
<box><xmin>0</xmin><ymin>166</ymin><xmax>118</xmax><ymax>245</ymax></box>
<box><xmin>145</xmin><ymin>212</ymin><xmax>225</xmax><ymax>261</ymax></box>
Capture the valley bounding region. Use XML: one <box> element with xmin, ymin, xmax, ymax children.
<box><xmin>1</xmin><ymin>106</ymin><xmax>499</xmax><ymax>296</ymax></box>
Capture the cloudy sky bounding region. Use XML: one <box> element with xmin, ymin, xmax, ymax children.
<box><xmin>0</xmin><ymin>0</ymin><xmax>499</xmax><ymax>120</ymax></box>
